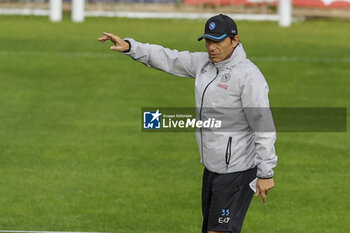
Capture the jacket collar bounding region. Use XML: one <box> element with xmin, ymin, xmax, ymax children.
<box><xmin>213</xmin><ymin>43</ymin><xmax>247</xmax><ymax>71</ymax></box>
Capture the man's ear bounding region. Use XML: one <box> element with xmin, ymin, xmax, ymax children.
<box><xmin>233</xmin><ymin>35</ymin><xmax>239</xmax><ymax>46</ymax></box>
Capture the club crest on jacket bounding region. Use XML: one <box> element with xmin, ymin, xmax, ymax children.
<box><xmin>221</xmin><ymin>74</ymin><xmax>231</xmax><ymax>83</ymax></box>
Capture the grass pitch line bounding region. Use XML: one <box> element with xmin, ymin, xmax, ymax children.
<box><xmin>251</xmin><ymin>56</ymin><xmax>350</xmax><ymax>63</ymax></box>
<box><xmin>0</xmin><ymin>50</ymin><xmax>349</xmax><ymax>63</ymax></box>
<box><xmin>0</xmin><ymin>231</ymin><xmax>110</xmax><ymax>233</ymax></box>
<box><xmin>0</xmin><ymin>50</ymin><xmax>115</xmax><ymax>58</ymax></box>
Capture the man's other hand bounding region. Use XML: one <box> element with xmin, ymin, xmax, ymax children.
<box><xmin>98</xmin><ymin>32</ymin><xmax>130</xmax><ymax>52</ymax></box>
<box><xmin>255</xmin><ymin>178</ymin><xmax>274</xmax><ymax>204</ymax></box>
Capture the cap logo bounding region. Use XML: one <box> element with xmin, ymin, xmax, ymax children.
<box><xmin>209</xmin><ymin>22</ymin><xmax>216</xmax><ymax>30</ymax></box>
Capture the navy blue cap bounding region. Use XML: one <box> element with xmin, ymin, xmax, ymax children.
<box><xmin>198</xmin><ymin>14</ymin><xmax>238</xmax><ymax>42</ymax></box>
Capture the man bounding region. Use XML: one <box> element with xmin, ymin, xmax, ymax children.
<box><xmin>98</xmin><ymin>14</ymin><xmax>278</xmax><ymax>233</ymax></box>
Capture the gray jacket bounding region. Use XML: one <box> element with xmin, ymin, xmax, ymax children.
<box><xmin>124</xmin><ymin>38</ymin><xmax>278</xmax><ymax>178</ymax></box>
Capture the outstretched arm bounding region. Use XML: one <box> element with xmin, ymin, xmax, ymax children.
<box><xmin>98</xmin><ymin>32</ymin><xmax>199</xmax><ymax>78</ymax></box>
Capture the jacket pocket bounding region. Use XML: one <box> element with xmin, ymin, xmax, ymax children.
<box><xmin>225</xmin><ymin>136</ymin><xmax>232</xmax><ymax>172</ymax></box>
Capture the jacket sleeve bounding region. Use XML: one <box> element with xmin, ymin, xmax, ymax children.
<box><xmin>241</xmin><ymin>65</ymin><xmax>278</xmax><ymax>179</ymax></box>
<box><xmin>123</xmin><ymin>38</ymin><xmax>197</xmax><ymax>78</ymax></box>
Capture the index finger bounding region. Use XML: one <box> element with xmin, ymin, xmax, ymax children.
<box><xmin>261</xmin><ymin>192</ymin><xmax>267</xmax><ymax>204</ymax></box>
<box><xmin>103</xmin><ymin>32</ymin><xmax>120</xmax><ymax>40</ymax></box>
<box><xmin>103</xmin><ymin>32</ymin><xmax>113</xmax><ymax>37</ymax></box>
<box><xmin>104</xmin><ymin>32</ymin><xmax>124</xmax><ymax>42</ymax></box>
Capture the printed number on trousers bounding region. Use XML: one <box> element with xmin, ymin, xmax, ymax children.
<box><xmin>218</xmin><ymin>209</ymin><xmax>230</xmax><ymax>223</ymax></box>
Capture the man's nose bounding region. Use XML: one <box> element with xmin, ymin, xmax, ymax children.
<box><xmin>208</xmin><ymin>42</ymin><xmax>216</xmax><ymax>51</ymax></box>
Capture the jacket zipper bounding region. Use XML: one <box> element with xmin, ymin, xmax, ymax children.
<box><xmin>199</xmin><ymin>68</ymin><xmax>219</xmax><ymax>165</ymax></box>
<box><xmin>225</xmin><ymin>136</ymin><xmax>232</xmax><ymax>173</ymax></box>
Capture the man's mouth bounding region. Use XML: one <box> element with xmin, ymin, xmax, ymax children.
<box><xmin>209</xmin><ymin>54</ymin><xmax>217</xmax><ymax>58</ymax></box>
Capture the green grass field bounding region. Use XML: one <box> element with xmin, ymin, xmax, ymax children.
<box><xmin>0</xmin><ymin>15</ymin><xmax>349</xmax><ymax>233</ymax></box>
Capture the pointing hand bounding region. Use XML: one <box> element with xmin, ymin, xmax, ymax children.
<box><xmin>255</xmin><ymin>178</ymin><xmax>274</xmax><ymax>204</ymax></box>
<box><xmin>98</xmin><ymin>32</ymin><xmax>130</xmax><ymax>52</ymax></box>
